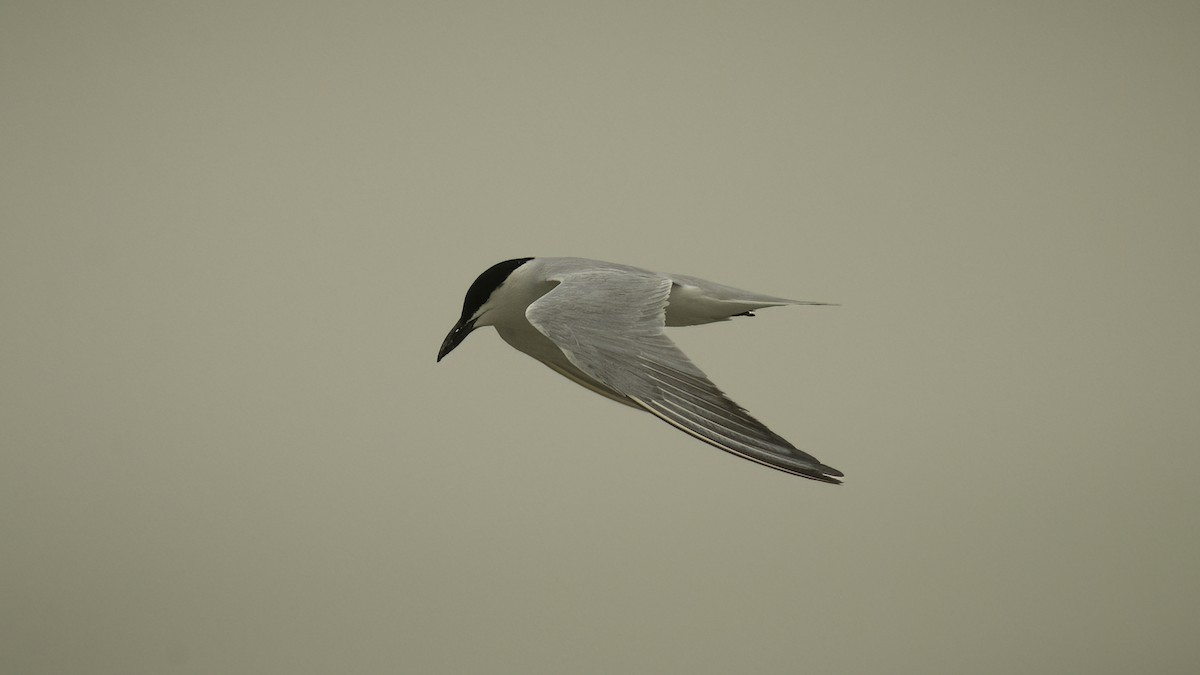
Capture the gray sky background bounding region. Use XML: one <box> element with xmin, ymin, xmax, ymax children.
<box><xmin>3</xmin><ymin>2</ymin><xmax>1198</xmax><ymax>674</ymax></box>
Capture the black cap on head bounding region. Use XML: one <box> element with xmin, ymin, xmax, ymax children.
<box><xmin>457</xmin><ymin>257</ymin><xmax>533</xmax><ymax>323</ymax></box>
<box><xmin>437</xmin><ymin>257</ymin><xmax>533</xmax><ymax>362</ymax></box>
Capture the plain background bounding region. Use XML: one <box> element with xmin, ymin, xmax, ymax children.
<box><xmin>3</xmin><ymin>2</ymin><xmax>1198</xmax><ymax>673</ymax></box>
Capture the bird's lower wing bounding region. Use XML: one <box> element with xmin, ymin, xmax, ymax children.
<box><xmin>625</xmin><ymin>357</ymin><xmax>842</xmax><ymax>483</ymax></box>
<box><xmin>525</xmin><ymin>269</ymin><xmax>842</xmax><ymax>484</ymax></box>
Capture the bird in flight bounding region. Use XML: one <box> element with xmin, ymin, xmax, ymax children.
<box><xmin>437</xmin><ymin>257</ymin><xmax>843</xmax><ymax>484</ymax></box>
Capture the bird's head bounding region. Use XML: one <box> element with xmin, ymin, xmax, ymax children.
<box><xmin>437</xmin><ymin>257</ymin><xmax>533</xmax><ymax>362</ymax></box>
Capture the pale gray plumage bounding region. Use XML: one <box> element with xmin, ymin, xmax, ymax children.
<box><xmin>438</xmin><ymin>257</ymin><xmax>843</xmax><ymax>484</ymax></box>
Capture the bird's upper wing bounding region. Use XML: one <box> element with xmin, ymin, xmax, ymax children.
<box><xmin>525</xmin><ymin>267</ymin><xmax>843</xmax><ymax>483</ymax></box>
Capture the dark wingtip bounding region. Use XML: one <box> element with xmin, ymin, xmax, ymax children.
<box><xmin>814</xmin><ymin>464</ymin><xmax>845</xmax><ymax>485</ymax></box>
<box><xmin>792</xmin><ymin>463</ymin><xmax>844</xmax><ymax>485</ymax></box>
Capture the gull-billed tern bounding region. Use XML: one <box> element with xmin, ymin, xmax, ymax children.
<box><xmin>437</xmin><ymin>257</ymin><xmax>843</xmax><ymax>484</ymax></box>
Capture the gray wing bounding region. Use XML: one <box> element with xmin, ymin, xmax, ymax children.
<box><xmin>525</xmin><ymin>268</ymin><xmax>843</xmax><ymax>484</ymax></box>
